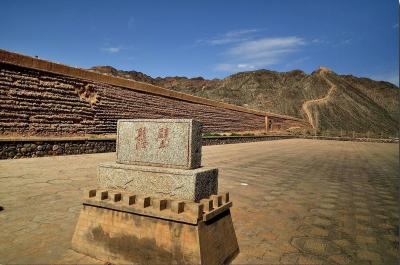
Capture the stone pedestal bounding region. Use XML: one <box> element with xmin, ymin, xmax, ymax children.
<box><xmin>97</xmin><ymin>162</ymin><xmax>218</xmax><ymax>202</ymax></box>
<box><xmin>71</xmin><ymin>119</ymin><xmax>239</xmax><ymax>264</ymax></box>
<box><xmin>72</xmin><ymin>189</ymin><xmax>238</xmax><ymax>265</ymax></box>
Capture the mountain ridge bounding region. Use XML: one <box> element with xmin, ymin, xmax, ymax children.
<box><xmin>89</xmin><ymin>66</ymin><xmax>399</xmax><ymax>135</ymax></box>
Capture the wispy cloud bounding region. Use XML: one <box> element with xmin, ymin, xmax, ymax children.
<box><xmin>393</xmin><ymin>23</ymin><xmax>399</xmax><ymax>29</ymax></box>
<box><xmin>215</xmin><ymin>63</ymin><xmax>258</xmax><ymax>71</ymax></box>
<box><xmin>215</xmin><ymin>36</ymin><xmax>306</xmax><ymax>72</ymax></box>
<box><xmin>311</xmin><ymin>38</ymin><xmax>330</xmax><ymax>45</ymax></box>
<box><xmin>226</xmin><ymin>36</ymin><xmax>305</xmax><ymax>59</ymax></box>
<box><xmin>340</xmin><ymin>39</ymin><xmax>352</xmax><ymax>45</ymax></box>
<box><xmin>285</xmin><ymin>56</ymin><xmax>310</xmax><ymax>68</ymax></box>
<box><xmin>224</xmin><ymin>29</ymin><xmax>261</xmax><ymax>37</ymax></box>
<box><xmin>312</xmin><ymin>37</ymin><xmax>353</xmax><ymax>47</ymax></box>
<box><xmin>128</xmin><ymin>16</ymin><xmax>135</xmax><ymax>28</ymax></box>
<box><xmin>196</xmin><ymin>28</ymin><xmax>262</xmax><ymax>46</ymax></box>
<box><xmin>101</xmin><ymin>47</ymin><xmax>122</xmax><ymax>53</ymax></box>
<box><xmin>198</xmin><ymin>29</ymin><xmax>307</xmax><ymax>72</ymax></box>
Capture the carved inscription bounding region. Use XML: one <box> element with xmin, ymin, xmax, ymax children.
<box><xmin>117</xmin><ymin>120</ymin><xmax>198</xmax><ymax>168</ymax></box>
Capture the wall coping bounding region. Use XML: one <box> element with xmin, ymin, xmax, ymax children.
<box><xmin>0</xmin><ymin>49</ymin><xmax>306</xmax><ymax>122</ymax></box>
<box><xmin>1</xmin><ymin>135</ymin><xmax>396</xmax><ymax>144</ymax></box>
<box><xmin>0</xmin><ymin>135</ymin><xmax>295</xmax><ymax>142</ymax></box>
<box><xmin>0</xmin><ymin>137</ymin><xmax>116</xmax><ymax>142</ymax></box>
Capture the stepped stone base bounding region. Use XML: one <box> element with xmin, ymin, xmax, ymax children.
<box><xmin>71</xmin><ymin>189</ymin><xmax>239</xmax><ymax>265</ymax></box>
<box><xmin>97</xmin><ymin>162</ymin><xmax>218</xmax><ymax>202</ymax></box>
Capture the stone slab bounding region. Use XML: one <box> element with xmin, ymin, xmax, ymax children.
<box><xmin>97</xmin><ymin>162</ymin><xmax>218</xmax><ymax>202</ymax></box>
<box><xmin>116</xmin><ymin>119</ymin><xmax>202</xmax><ymax>169</ymax></box>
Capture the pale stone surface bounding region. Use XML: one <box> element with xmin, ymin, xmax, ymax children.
<box><xmin>97</xmin><ymin>162</ymin><xmax>217</xmax><ymax>201</ymax></box>
<box><xmin>116</xmin><ymin>119</ymin><xmax>202</xmax><ymax>169</ymax></box>
<box><xmin>0</xmin><ymin>140</ymin><xmax>398</xmax><ymax>264</ymax></box>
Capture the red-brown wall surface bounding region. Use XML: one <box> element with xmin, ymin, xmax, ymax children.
<box><xmin>0</xmin><ymin>50</ymin><xmax>308</xmax><ymax>136</ymax></box>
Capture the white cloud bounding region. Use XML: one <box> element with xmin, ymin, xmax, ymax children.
<box><xmin>311</xmin><ymin>38</ymin><xmax>330</xmax><ymax>45</ymax></box>
<box><xmin>197</xmin><ymin>30</ymin><xmax>306</xmax><ymax>73</ymax></box>
<box><xmin>196</xmin><ymin>28</ymin><xmax>262</xmax><ymax>46</ymax></box>
<box><xmin>237</xmin><ymin>63</ymin><xmax>255</xmax><ymax>69</ymax></box>
<box><xmin>101</xmin><ymin>47</ymin><xmax>122</xmax><ymax>53</ymax></box>
<box><xmin>312</xmin><ymin>37</ymin><xmax>354</xmax><ymax>47</ymax></box>
<box><xmin>215</xmin><ymin>36</ymin><xmax>305</xmax><ymax>72</ymax></box>
<box><xmin>215</xmin><ymin>63</ymin><xmax>258</xmax><ymax>72</ymax></box>
<box><xmin>215</xmin><ymin>60</ymin><xmax>280</xmax><ymax>72</ymax></box>
<box><xmin>226</xmin><ymin>36</ymin><xmax>305</xmax><ymax>59</ymax></box>
<box><xmin>225</xmin><ymin>29</ymin><xmax>261</xmax><ymax>37</ymax></box>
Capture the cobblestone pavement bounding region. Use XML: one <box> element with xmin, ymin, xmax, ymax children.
<box><xmin>0</xmin><ymin>139</ymin><xmax>398</xmax><ymax>264</ymax></box>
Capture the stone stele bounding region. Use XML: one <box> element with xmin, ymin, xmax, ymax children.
<box><xmin>72</xmin><ymin>119</ymin><xmax>239</xmax><ymax>265</ymax></box>
<box><xmin>116</xmin><ymin>119</ymin><xmax>202</xmax><ymax>169</ymax></box>
<box><xmin>97</xmin><ymin>162</ymin><xmax>218</xmax><ymax>202</ymax></box>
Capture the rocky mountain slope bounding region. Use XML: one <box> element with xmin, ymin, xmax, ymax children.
<box><xmin>89</xmin><ymin>66</ymin><xmax>399</xmax><ymax>135</ymax></box>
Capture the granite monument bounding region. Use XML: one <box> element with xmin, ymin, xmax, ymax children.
<box><xmin>71</xmin><ymin>119</ymin><xmax>239</xmax><ymax>265</ymax></box>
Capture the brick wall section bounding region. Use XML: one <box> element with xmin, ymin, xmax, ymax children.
<box><xmin>0</xmin><ymin>63</ymin><xmax>266</xmax><ymax>135</ymax></box>
<box><xmin>0</xmin><ymin>49</ymin><xmax>309</xmax><ymax>136</ymax></box>
<box><xmin>0</xmin><ymin>64</ymin><xmax>96</xmax><ymax>135</ymax></box>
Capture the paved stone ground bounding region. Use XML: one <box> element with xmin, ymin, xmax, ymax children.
<box><xmin>0</xmin><ymin>139</ymin><xmax>398</xmax><ymax>265</ymax></box>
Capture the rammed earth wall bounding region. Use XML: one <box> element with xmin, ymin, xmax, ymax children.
<box><xmin>0</xmin><ymin>49</ymin><xmax>308</xmax><ymax>137</ymax></box>
<box><xmin>0</xmin><ymin>62</ymin><xmax>269</xmax><ymax>135</ymax></box>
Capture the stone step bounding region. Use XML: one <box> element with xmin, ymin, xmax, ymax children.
<box><xmin>82</xmin><ymin>188</ymin><xmax>231</xmax><ymax>224</ymax></box>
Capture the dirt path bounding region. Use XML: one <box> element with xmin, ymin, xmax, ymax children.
<box><xmin>302</xmin><ymin>70</ymin><xmax>337</xmax><ymax>128</ymax></box>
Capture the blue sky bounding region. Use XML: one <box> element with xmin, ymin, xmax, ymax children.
<box><xmin>1</xmin><ymin>0</ymin><xmax>398</xmax><ymax>85</ymax></box>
